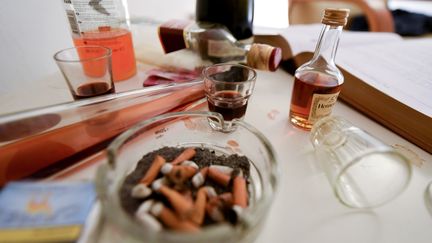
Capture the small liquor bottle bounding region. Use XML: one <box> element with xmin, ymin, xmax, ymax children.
<box><xmin>158</xmin><ymin>20</ymin><xmax>282</xmax><ymax>71</ymax></box>
<box><xmin>289</xmin><ymin>8</ymin><xmax>350</xmax><ymax>130</ymax></box>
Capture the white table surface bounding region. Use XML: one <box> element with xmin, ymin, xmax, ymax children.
<box><xmin>1</xmin><ymin>1</ymin><xmax>432</xmax><ymax>242</ymax></box>
<box><xmin>57</xmin><ymin>68</ymin><xmax>432</xmax><ymax>243</ymax></box>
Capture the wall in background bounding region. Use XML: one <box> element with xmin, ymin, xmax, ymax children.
<box><xmin>0</xmin><ymin>0</ymin><xmax>288</xmax><ymax>114</ymax></box>
<box><xmin>389</xmin><ymin>0</ymin><xmax>432</xmax><ymax>16</ymax></box>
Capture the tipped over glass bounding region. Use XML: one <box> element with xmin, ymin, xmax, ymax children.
<box><xmin>310</xmin><ymin>116</ymin><xmax>412</xmax><ymax>208</ymax></box>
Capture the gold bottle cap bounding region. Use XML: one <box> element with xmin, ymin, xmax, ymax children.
<box><xmin>322</xmin><ymin>8</ymin><xmax>350</xmax><ymax>26</ymax></box>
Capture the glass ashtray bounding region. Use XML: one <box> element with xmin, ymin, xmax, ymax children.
<box><xmin>95</xmin><ymin>111</ymin><xmax>279</xmax><ymax>243</ymax></box>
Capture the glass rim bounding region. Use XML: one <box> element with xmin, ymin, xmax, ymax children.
<box><xmin>53</xmin><ymin>45</ymin><xmax>112</xmax><ymax>63</ymax></box>
<box><xmin>202</xmin><ymin>63</ymin><xmax>257</xmax><ymax>84</ymax></box>
<box><xmin>334</xmin><ymin>148</ymin><xmax>412</xmax><ymax>208</ymax></box>
<box><xmin>310</xmin><ymin>115</ymin><xmax>351</xmax><ymax>147</ymax></box>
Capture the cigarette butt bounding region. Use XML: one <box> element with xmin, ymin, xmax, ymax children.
<box><xmin>206</xmin><ymin>186</ymin><xmax>217</xmax><ymax>198</ymax></box>
<box><xmin>168</xmin><ymin>165</ymin><xmax>197</xmax><ymax>185</ymax></box>
<box><xmin>152</xmin><ymin>177</ymin><xmax>163</xmax><ymax>190</ymax></box>
<box><xmin>232</xmin><ymin>168</ymin><xmax>243</xmax><ymax>178</ymax></box>
<box><xmin>171</xmin><ymin>148</ymin><xmax>196</xmax><ymax>165</ymax></box>
<box><xmin>136</xmin><ymin>199</ymin><xmax>155</xmax><ymax>215</ymax></box>
<box><xmin>205</xmin><ymin>201</ymin><xmax>225</xmax><ymax>222</ymax></box>
<box><xmin>150</xmin><ymin>203</ymin><xmax>199</xmax><ymax>232</ymax></box>
<box><xmin>180</xmin><ymin>160</ymin><xmax>199</xmax><ymax>170</ymax></box>
<box><xmin>135</xmin><ymin>212</ymin><xmax>162</xmax><ymax>231</ymax></box>
<box><xmin>153</xmin><ymin>177</ymin><xmax>169</xmax><ymax>187</ymax></box>
<box><xmin>141</xmin><ymin>177</ymin><xmax>168</xmax><ymax>197</ymax></box>
<box><xmin>161</xmin><ymin>163</ymin><xmax>173</xmax><ymax>175</ymax></box>
<box><xmin>152</xmin><ymin>183</ymin><xmax>194</xmax><ymax>219</ymax></box>
<box><xmin>227</xmin><ymin>205</ymin><xmax>245</xmax><ymax>224</ymax></box>
<box><xmin>208</xmin><ymin>167</ymin><xmax>231</xmax><ymax>187</ymax></box>
<box><xmin>232</xmin><ymin>205</ymin><xmax>244</xmax><ymax>217</ymax></box>
<box><xmin>210</xmin><ymin>165</ymin><xmax>234</xmax><ymax>175</ymax></box>
<box><xmin>223</xmin><ymin>205</ymin><xmax>245</xmax><ymax>225</ymax></box>
<box><xmin>131</xmin><ymin>184</ymin><xmax>152</xmax><ymax>199</ymax></box>
<box><xmin>192</xmin><ymin>167</ymin><xmax>209</xmax><ymax>188</ymax></box>
<box><xmin>139</xmin><ymin>155</ymin><xmax>166</xmax><ymax>185</ymax></box>
<box><xmin>207</xmin><ymin>195</ymin><xmax>221</xmax><ymax>207</ymax></box>
<box><xmin>232</xmin><ymin>176</ymin><xmax>248</xmax><ymax>208</ymax></box>
<box><xmin>192</xmin><ymin>173</ymin><xmax>205</xmax><ymax>188</ymax></box>
<box><xmin>218</xmin><ymin>192</ymin><xmax>233</xmax><ymax>206</ymax></box>
<box><xmin>189</xmin><ymin>187</ymin><xmax>208</xmax><ymax>225</ymax></box>
<box><xmin>182</xmin><ymin>190</ymin><xmax>194</xmax><ymax>204</ymax></box>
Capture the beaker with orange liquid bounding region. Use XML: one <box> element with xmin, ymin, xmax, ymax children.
<box><xmin>62</xmin><ymin>0</ymin><xmax>136</xmax><ymax>82</ymax></box>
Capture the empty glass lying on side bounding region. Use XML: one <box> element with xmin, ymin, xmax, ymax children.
<box><xmin>310</xmin><ymin>116</ymin><xmax>412</xmax><ymax>208</ymax></box>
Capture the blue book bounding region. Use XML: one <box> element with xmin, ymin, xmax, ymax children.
<box><xmin>0</xmin><ymin>181</ymin><xmax>96</xmax><ymax>242</ymax></box>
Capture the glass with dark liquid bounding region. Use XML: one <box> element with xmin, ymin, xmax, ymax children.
<box><xmin>203</xmin><ymin>64</ymin><xmax>256</xmax><ymax>132</ymax></box>
<box><xmin>54</xmin><ymin>46</ymin><xmax>115</xmax><ymax>101</ymax></box>
<box><xmin>73</xmin><ymin>81</ymin><xmax>115</xmax><ymax>100</ymax></box>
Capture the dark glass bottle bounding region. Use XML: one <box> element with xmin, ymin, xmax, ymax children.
<box><xmin>195</xmin><ymin>0</ymin><xmax>254</xmax><ymax>42</ymax></box>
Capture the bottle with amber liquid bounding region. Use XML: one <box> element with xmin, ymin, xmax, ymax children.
<box><xmin>158</xmin><ymin>20</ymin><xmax>282</xmax><ymax>71</ymax></box>
<box><xmin>289</xmin><ymin>8</ymin><xmax>350</xmax><ymax>130</ymax></box>
<box><xmin>62</xmin><ymin>0</ymin><xmax>137</xmax><ymax>82</ymax></box>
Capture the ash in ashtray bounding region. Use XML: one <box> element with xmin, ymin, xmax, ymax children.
<box><xmin>119</xmin><ymin>146</ymin><xmax>251</xmax><ymax>232</ymax></box>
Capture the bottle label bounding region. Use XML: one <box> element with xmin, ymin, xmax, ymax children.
<box><xmin>158</xmin><ymin>20</ymin><xmax>191</xmax><ymax>53</ymax></box>
<box><xmin>63</xmin><ymin>0</ymin><xmax>122</xmax><ymax>35</ymax></box>
<box><xmin>207</xmin><ymin>40</ymin><xmax>245</xmax><ymax>57</ymax></box>
<box><xmin>308</xmin><ymin>92</ymin><xmax>340</xmax><ymax>123</ymax></box>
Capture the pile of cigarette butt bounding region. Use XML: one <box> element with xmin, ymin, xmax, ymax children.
<box><xmin>122</xmin><ymin>147</ymin><xmax>250</xmax><ymax>232</ymax></box>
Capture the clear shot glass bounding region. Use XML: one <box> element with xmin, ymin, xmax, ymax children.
<box><xmin>203</xmin><ymin>64</ymin><xmax>256</xmax><ymax>132</ymax></box>
<box><xmin>54</xmin><ymin>46</ymin><xmax>115</xmax><ymax>100</ymax></box>
<box><xmin>310</xmin><ymin>116</ymin><xmax>412</xmax><ymax>208</ymax></box>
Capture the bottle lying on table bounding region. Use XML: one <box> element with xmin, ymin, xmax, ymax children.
<box><xmin>158</xmin><ymin>20</ymin><xmax>282</xmax><ymax>72</ymax></box>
